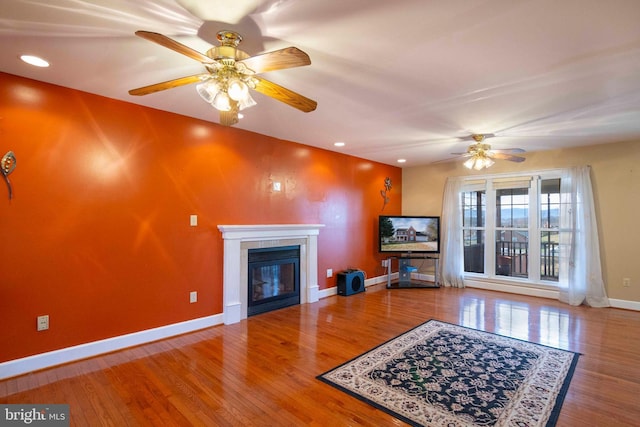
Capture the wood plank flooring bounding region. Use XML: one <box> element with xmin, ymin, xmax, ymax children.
<box><xmin>2</xmin><ymin>285</ymin><xmax>640</xmax><ymax>426</ymax></box>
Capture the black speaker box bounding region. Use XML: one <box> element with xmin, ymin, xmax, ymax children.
<box><xmin>337</xmin><ymin>270</ymin><xmax>365</xmax><ymax>296</ymax></box>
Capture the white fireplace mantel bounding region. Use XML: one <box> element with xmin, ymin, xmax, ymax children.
<box><xmin>218</xmin><ymin>224</ymin><xmax>325</xmax><ymax>325</ymax></box>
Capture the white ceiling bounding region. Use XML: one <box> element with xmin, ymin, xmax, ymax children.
<box><xmin>2</xmin><ymin>0</ymin><xmax>640</xmax><ymax>167</ymax></box>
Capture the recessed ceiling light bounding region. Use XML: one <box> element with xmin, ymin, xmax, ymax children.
<box><xmin>397</xmin><ymin>159</ymin><xmax>407</xmax><ymax>163</ymax></box>
<box><xmin>20</xmin><ymin>55</ymin><xmax>50</xmax><ymax>67</ymax></box>
<box><xmin>334</xmin><ymin>141</ymin><xmax>346</xmax><ymax>147</ymax></box>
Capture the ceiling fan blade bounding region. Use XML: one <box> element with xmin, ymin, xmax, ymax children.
<box><xmin>135</xmin><ymin>31</ymin><xmax>214</xmax><ymax>64</ymax></box>
<box><xmin>491</xmin><ymin>148</ymin><xmax>526</xmax><ymax>154</ymax></box>
<box><xmin>431</xmin><ymin>157</ymin><xmax>460</xmax><ymax>164</ymax></box>
<box><xmin>491</xmin><ymin>152</ymin><xmax>526</xmax><ymax>162</ymax></box>
<box><xmin>253</xmin><ymin>77</ymin><xmax>317</xmax><ymax>112</ymax></box>
<box><xmin>129</xmin><ymin>74</ymin><xmax>208</xmax><ymax>96</ymax></box>
<box><xmin>238</xmin><ymin>47</ymin><xmax>311</xmax><ymax>73</ymax></box>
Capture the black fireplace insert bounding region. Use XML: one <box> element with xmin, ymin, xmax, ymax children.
<box><xmin>247</xmin><ymin>245</ymin><xmax>300</xmax><ymax>316</ymax></box>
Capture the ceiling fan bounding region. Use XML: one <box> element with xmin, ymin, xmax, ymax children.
<box><xmin>129</xmin><ymin>30</ymin><xmax>317</xmax><ymax>126</ymax></box>
<box><xmin>452</xmin><ymin>134</ymin><xmax>526</xmax><ymax>170</ymax></box>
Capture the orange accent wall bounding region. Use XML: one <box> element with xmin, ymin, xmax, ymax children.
<box><xmin>0</xmin><ymin>72</ymin><xmax>402</xmax><ymax>363</ymax></box>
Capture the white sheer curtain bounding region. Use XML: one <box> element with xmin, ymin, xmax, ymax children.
<box><xmin>558</xmin><ymin>166</ymin><xmax>609</xmax><ymax>307</ymax></box>
<box><xmin>440</xmin><ymin>177</ymin><xmax>465</xmax><ymax>287</ymax></box>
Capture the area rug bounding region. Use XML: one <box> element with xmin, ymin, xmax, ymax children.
<box><xmin>317</xmin><ymin>319</ymin><xmax>579</xmax><ymax>427</ymax></box>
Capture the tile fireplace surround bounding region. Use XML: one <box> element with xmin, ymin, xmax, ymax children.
<box><xmin>217</xmin><ymin>224</ymin><xmax>325</xmax><ymax>324</ymax></box>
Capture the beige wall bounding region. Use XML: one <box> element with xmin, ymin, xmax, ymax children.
<box><xmin>402</xmin><ymin>139</ymin><xmax>640</xmax><ymax>304</ymax></box>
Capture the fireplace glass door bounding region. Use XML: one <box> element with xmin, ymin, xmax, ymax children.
<box><xmin>248</xmin><ymin>246</ymin><xmax>300</xmax><ymax>316</ymax></box>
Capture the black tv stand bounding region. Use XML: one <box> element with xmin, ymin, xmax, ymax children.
<box><xmin>386</xmin><ymin>254</ymin><xmax>440</xmax><ymax>289</ymax></box>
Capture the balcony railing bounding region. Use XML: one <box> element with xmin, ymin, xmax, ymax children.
<box><xmin>540</xmin><ymin>241</ymin><xmax>559</xmax><ymax>280</ymax></box>
<box><xmin>464</xmin><ymin>241</ymin><xmax>559</xmax><ymax>281</ymax></box>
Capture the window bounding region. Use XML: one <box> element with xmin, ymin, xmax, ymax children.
<box><xmin>461</xmin><ymin>174</ymin><xmax>561</xmax><ymax>286</ymax></box>
<box><xmin>540</xmin><ymin>179</ymin><xmax>560</xmax><ymax>281</ymax></box>
<box><xmin>462</xmin><ymin>190</ymin><xmax>485</xmax><ymax>273</ymax></box>
<box><xmin>496</xmin><ymin>187</ymin><xmax>529</xmax><ymax>279</ymax></box>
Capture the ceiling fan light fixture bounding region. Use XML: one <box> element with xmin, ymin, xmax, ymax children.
<box><xmin>480</xmin><ymin>157</ymin><xmax>495</xmax><ymax>169</ymax></box>
<box><xmin>227</xmin><ymin>78</ymin><xmax>249</xmax><ymax>101</ymax></box>
<box><xmin>238</xmin><ymin>92</ymin><xmax>257</xmax><ymax>110</ymax></box>
<box><xmin>463</xmin><ymin>157</ymin><xmax>476</xmax><ymax>169</ymax></box>
<box><xmin>464</xmin><ymin>155</ymin><xmax>494</xmax><ymax>170</ymax></box>
<box><xmin>196</xmin><ymin>81</ymin><xmax>216</xmax><ymax>104</ymax></box>
<box><xmin>212</xmin><ymin>91</ymin><xmax>232</xmax><ymax>111</ymax></box>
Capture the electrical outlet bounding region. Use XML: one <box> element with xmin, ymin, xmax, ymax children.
<box><xmin>623</xmin><ymin>278</ymin><xmax>631</xmax><ymax>288</ymax></box>
<box><xmin>37</xmin><ymin>315</ymin><xmax>49</xmax><ymax>331</ymax></box>
<box><xmin>326</xmin><ymin>269</ymin><xmax>333</xmax><ymax>278</ymax></box>
<box><xmin>190</xmin><ymin>215</ymin><xmax>198</xmax><ymax>227</ymax></box>
<box><xmin>382</xmin><ymin>259</ymin><xmax>389</xmax><ymax>267</ymax></box>
<box><xmin>190</xmin><ymin>291</ymin><xmax>198</xmax><ymax>303</ymax></box>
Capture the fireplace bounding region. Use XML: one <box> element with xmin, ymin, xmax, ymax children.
<box><xmin>248</xmin><ymin>245</ymin><xmax>300</xmax><ymax>316</ymax></box>
<box><xmin>218</xmin><ymin>224</ymin><xmax>324</xmax><ymax>325</ymax></box>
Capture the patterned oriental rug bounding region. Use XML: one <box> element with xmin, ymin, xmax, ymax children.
<box><xmin>317</xmin><ymin>320</ymin><xmax>579</xmax><ymax>427</ymax></box>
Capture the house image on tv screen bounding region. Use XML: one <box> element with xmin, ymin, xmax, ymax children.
<box><xmin>395</xmin><ymin>226</ymin><xmax>420</xmax><ymax>242</ymax></box>
<box><xmin>379</xmin><ymin>216</ymin><xmax>440</xmax><ymax>253</ymax></box>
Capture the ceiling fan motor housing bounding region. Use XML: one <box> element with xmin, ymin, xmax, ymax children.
<box><xmin>468</xmin><ymin>143</ymin><xmax>491</xmax><ymax>155</ymax></box>
<box><xmin>206</xmin><ymin>30</ymin><xmax>250</xmax><ymax>62</ymax></box>
<box><xmin>206</xmin><ymin>46</ymin><xmax>250</xmax><ymax>62</ymax></box>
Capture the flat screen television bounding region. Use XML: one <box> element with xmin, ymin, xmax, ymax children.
<box><xmin>378</xmin><ymin>215</ymin><xmax>440</xmax><ymax>254</ymax></box>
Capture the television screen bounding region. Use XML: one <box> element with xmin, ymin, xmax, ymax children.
<box><xmin>378</xmin><ymin>215</ymin><xmax>440</xmax><ymax>254</ymax></box>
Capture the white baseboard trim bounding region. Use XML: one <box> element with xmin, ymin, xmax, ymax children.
<box><xmin>367</xmin><ymin>274</ymin><xmax>394</xmax><ymax>287</ymax></box>
<box><xmin>318</xmin><ymin>286</ymin><xmax>337</xmax><ymax>299</ymax></box>
<box><xmin>465</xmin><ymin>280</ymin><xmax>640</xmax><ymax>311</ymax></box>
<box><xmin>464</xmin><ymin>279</ymin><xmax>560</xmax><ymax>299</ymax></box>
<box><xmin>0</xmin><ymin>314</ymin><xmax>223</xmax><ymax>380</ymax></box>
<box><xmin>609</xmin><ymin>298</ymin><xmax>640</xmax><ymax>311</ymax></box>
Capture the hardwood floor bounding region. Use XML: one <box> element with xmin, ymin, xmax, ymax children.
<box><xmin>2</xmin><ymin>285</ymin><xmax>640</xmax><ymax>426</ymax></box>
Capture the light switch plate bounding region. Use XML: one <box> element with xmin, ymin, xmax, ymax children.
<box><xmin>37</xmin><ymin>315</ymin><xmax>49</xmax><ymax>331</ymax></box>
